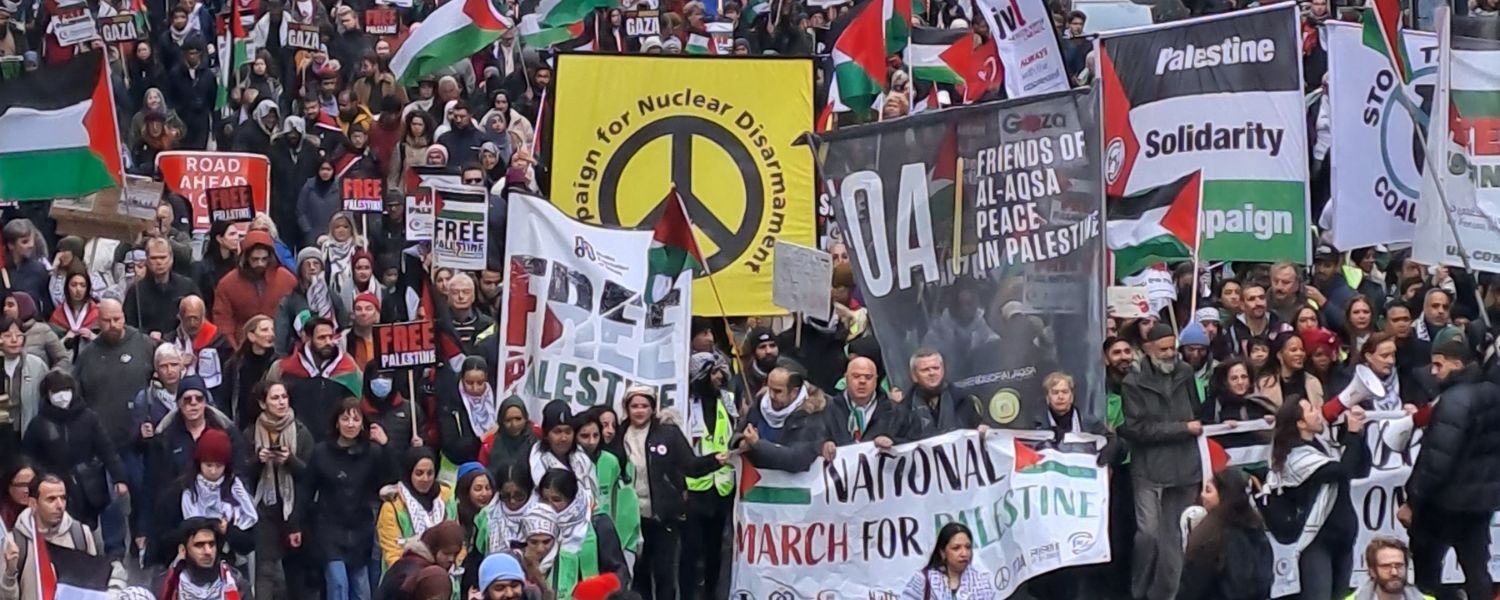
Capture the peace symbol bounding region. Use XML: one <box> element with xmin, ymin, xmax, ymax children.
<box><xmin>598</xmin><ymin>115</ymin><xmax>765</xmax><ymax>274</ymax></box>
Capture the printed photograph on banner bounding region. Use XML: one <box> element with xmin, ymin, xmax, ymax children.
<box><xmin>373</xmin><ymin>321</ymin><xmax>438</xmax><ymax>371</ymax></box>
<box><xmin>156</xmin><ymin>151</ymin><xmax>271</xmax><ymax>232</ymax></box>
<box><xmin>732</xmin><ymin>431</ymin><xmax>1111</xmax><ymax>600</ymax></box>
<box><xmin>549</xmin><ymin>54</ymin><xmax>816</xmax><ymax>315</ymax></box>
<box><xmin>406</xmin><ymin>187</ymin><xmax>436</xmax><ymax>241</ymax></box>
<box><xmin>1326</xmin><ymin>21</ymin><xmax>1436</xmax><ymax>250</ymax></box>
<box><xmin>1096</xmin><ymin>5</ymin><xmax>1310</xmax><ymax>264</ymax></box>
<box><xmin>819</xmin><ymin>88</ymin><xmax>1104</xmax><ymax>428</ymax></box>
<box><xmin>499</xmin><ymin>193</ymin><xmax>692</xmax><ymax>416</ymax></box>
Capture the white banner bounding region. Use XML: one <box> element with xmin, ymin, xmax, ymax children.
<box><xmin>1416</xmin><ymin>10</ymin><xmax>1500</xmax><ymax>273</ymax></box>
<box><xmin>432</xmin><ymin>198</ymin><xmax>487</xmax><ymax>270</ymax></box>
<box><xmin>1204</xmin><ymin>418</ymin><xmax>1499</xmax><ymax>596</ymax></box>
<box><xmin>732</xmin><ymin>430</ymin><xmax>1110</xmax><ymax>599</ymax></box>
<box><xmin>498</xmin><ymin>194</ymin><xmax>692</xmax><ymax>416</ymax></box>
<box><xmin>972</xmin><ymin>0</ymin><xmax>1069</xmax><ymax>98</ymax></box>
<box><xmin>1327</xmin><ymin>21</ymin><xmax>1437</xmax><ymax>249</ymax></box>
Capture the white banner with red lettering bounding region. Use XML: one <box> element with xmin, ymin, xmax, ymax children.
<box><xmin>731</xmin><ymin>430</ymin><xmax>1109</xmax><ymax>600</ymax></box>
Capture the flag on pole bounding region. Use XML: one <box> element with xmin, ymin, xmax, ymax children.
<box><xmin>907</xmin><ymin>25</ymin><xmax>972</xmax><ymax>85</ymax></box>
<box><xmin>645</xmin><ymin>188</ymin><xmax>704</xmax><ymax>305</ymax></box>
<box><xmin>1106</xmin><ymin>171</ymin><xmax>1203</xmax><ymax>279</ymax></box>
<box><xmin>0</xmin><ymin>52</ymin><xmax>123</xmax><ymax>201</ymax></box>
<box><xmin>825</xmin><ymin>0</ymin><xmax>886</xmax><ymax>119</ymax></box>
<box><xmin>391</xmin><ymin>0</ymin><xmax>513</xmax><ymax>85</ymax></box>
<box><xmin>1365</xmin><ymin>0</ymin><xmax>1413</xmax><ymax>85</ymax></box>
<box><xmin>216</xmin><ymin>3</ymin><xmax>251</xmax><ymax>115</ymax></box>
<box><xmin>884</xmin><ymin>0</ymin><xmax>912</xmax><ymax>54</ymax></box>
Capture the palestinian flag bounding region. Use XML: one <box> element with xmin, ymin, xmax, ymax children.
<box><xmin>534</xmin><ymin>0</ymin><xmax>612</xmax><ymax>28</ymax></box>
<box><xmin>827</xmin><ymin>0</ymin><xmax>886</xmax><ymax>118</ymax></box>
<box><xmin>686</xmin><ymin>32</ymin><xmax>715</xmax><ymax>54</ymax></box>
<box><xmin>738</xmin><ymin>460</ymin><xmax>812</xmax><ymax>505</ymax></box>
<box><xmin>1106</xmin><ymin>171</ymin><xmax>1202</xmax><ymax>279</ymax></box>
<box><xmin>519</xmin><ymin>13</ymin><xmax>586</xmax><ymax>48</ymax></box>
<box><xmin>885</xmin><ymin>0</ymin><xmax>912</xmax><ymax>54</ymax></box>
<box><xmin>1202</xmin><ymin>431</ymin><xmax>1272</xmax><ymax>474</ymax></box>
<box><xmin>391</xmin><ymin>0</ymin><xmax>513</xmax><ymax>85</ymax></box>
<box><xmin>0</xmin><ymin>52</ymin><xmax>122</xmax><ymax>201</ymax></box>
<box><xmin>645</xmin><ymin>188</ymin><xmax>703</xmax><ymax>305</ymax></box>
<box><xmin>907</xmin><ymin>25</ymin><xmax>971</xmax><ymax>85</ymax></box>
<box><xmin>31</xmin><ymin>515</ymin><xmax>114</xmax><ymax>600</ymax></box>
<box><xmin>216</xmin><ymin>2</ymin><xmax>251</xmax><ymax>115</ymax></box>
<box><xmin>1364</xmin><ymin>0</ymin><xmax>1412</xmax><ymax>85</ymax></box>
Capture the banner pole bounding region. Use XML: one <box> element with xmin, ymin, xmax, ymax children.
<box><xmin>407</xmin><ymin>369</ymin><xmax>420</xmax><ymax>446</ymax></box>
<box><xmin>953</xmin><ymin>156</ymin><xmax>964</xmax><ymax>274</ymax></box>
<box><xmin>672</xmin><ymin>186</ymin><xmax>757</xmax><ymax>398</ymax></box>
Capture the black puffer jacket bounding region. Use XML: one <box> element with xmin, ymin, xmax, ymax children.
<box><xmin>736</xmin><ymin>387</ymin><xmax>832</xmax><ymax>472</ymax></box>
<box><xmin>21</xmin><ymin>400</ymin><xmax>127</xmax><ymax>526</ymax></box>
<box><xmin>1406</xmin><ymin>363</ymin><xmax>1500</xmax><ymax>513</ymax></box>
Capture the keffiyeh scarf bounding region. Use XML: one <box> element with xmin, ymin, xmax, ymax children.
<box><xmin>462</xmin><ymin>382</ymin><xmax>497</xmax><ymax>436</ymax></box>
<box><xmin>486</xmin><ymin>493</ymin><xmax>537</xmax><ymax>554</ymax></box>
<box><xmin>530</xmin><ymin>446</ymin><xmax>599</xmax><ymax>502</ymax></box>
<box><xmin>181</xmin><ymin>475</ymin><xmax>259</xmax><ymax>530</ymax></box>
<box><xmin>253</xmin><ymin>411</ymin><xmax>298</xmax><ymax>520</ymax></box>
<box><xmin>760</xmin><ymin>386</ymin><xmax>806</xmax><ymax>429</ymax></box>
<box><xmin>904</xmin><ymin>566</ymin><xmax>997</xmax><ymax>600</ymax></box>
<box><xmin>307</xmin><ymin>277</ymin><xmax>335</xmax><ymax>323</ymax></box>
<box><xmin>398</xmin><ymin>482</ymin><xmax>447</xmax><ymax>540</ymax></box>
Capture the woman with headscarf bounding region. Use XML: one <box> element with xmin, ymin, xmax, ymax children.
<box><xmin>319</xmin><ymin>212</ymin><xmax>368</xmax><ymax>314</ymax></box>
<box><xmin>438</xmin><ymin>357</ymin><xmax>498</xmax><ymax>481</ymax></box>
<box><xmin>126</xmin><ymin>41</ymin><xmax>166</xmax><ymax>110</ymax></box>
<box><xmin>377</xmin><ymin>447</ymin><xmax>455</xmax><ymax>569</ymax></box>
<box><xmin>48</xmin><ymin>271</ymin><xmax>98</xmax><ymax>359</ymax></box>
<box><xmin>297</xmin><ymin>159</ymin><xmax>342</xmax><ymax>244</ymax></box>
<box><xmin>376</xmin><ymin>521</ymin><xmax>466</xmax><ymax>600</ymax></box>
<box><xmin>483</xmin><ymin>397</ymin><xmax>535</xmax><ymax>473</ymax></box>
<box><xmin>4</xmin><ymin>292</ymin><xmax>68</xmax><ymax>368</ymax></box>
<box><xmin>244</xmin><ymin>380</ymin><xmax>314</xmax><ymax>599</ymax></box>
<box><xmin>388</xmin><ymin>111</ymin><xmax>436</xmax><ymax>192</ymax></box>
<box><xmin>1301</xmin><ymin>327</ymin><xmax>1349</xmax><ymax>393</ymax></box>
<box><xmin>481</xmin><ymin>90</ymin><xmax>534</xmax><ymax>150</ymax></box>
<box><xmin>529</xmin><ymin>402</ymin><xmax>597</xmax><ymax>502</ymax></box>
<box><xmin>129</xmin><ymin>87</ymin><xmax>187</xmax><ymax>148</ymax></box>
<box><xmin>536</xmin><ymin>468</ymin><xmax>630</xmax><ymax>600</ymax></box>
<box><xmin>482</xmin><ymin>463</ymin><xmax>537</xmax><ymax>555</ymax></box>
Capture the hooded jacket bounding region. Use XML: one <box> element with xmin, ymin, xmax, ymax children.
<box><xmin>268</xmin><ymin>118</ymin><xmax>322</xmax><ymax>248</ymax></box>
<box><xmin>232</xmin><ymin>99</ymin><xmax>278</xmax><ymax>156</ymax></box>
<box><xmin>212</xmin><ymin>231</ymin><xmax>298</xmax><ymax>345</ymax></box>
<box><xmin>1406</xmin><ymin>363</ymin><xmax>1500</xmax><ymax>514</ymax></box>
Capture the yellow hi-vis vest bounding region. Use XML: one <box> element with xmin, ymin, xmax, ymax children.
<box><xmin>685</xmin><ymin>396</ymin><xmax>734</xmax><ymax>496</ymax></box>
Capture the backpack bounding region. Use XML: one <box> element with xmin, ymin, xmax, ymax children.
<box><xmin>14</xmin><ymin>519</ymin><xmax>92</xmax><ymax>576</ymax></box>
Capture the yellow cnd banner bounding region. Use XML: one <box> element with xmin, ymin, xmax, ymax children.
<box><xmin>550</xmin><ymin>54</ymin><xmax>815</xmax><ymax>316</ymax></box>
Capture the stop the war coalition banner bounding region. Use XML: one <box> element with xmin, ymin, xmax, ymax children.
<box><xmin>731</xmin><ymin>431</ymin><xmax>1110</xmax><ymax>599</ymax></box>
<box><xmin>499</xmin><ymin>194</ymin><xmax>692</xmax><ymax>416</ymax></box>
<box><xmin>1326</xmin><ymin>21</ymin><xmax>1436</xmax><ymax>249</ymax></box>
<box><xmin>1096</xmin><ymin>5</ymin><xmax>1311</xmax><ymax>263</ymax></box>
<box><xmin>819</xmin><ymin>89</ymin><xmax>1105</xmax><ymax>426</ymax></box>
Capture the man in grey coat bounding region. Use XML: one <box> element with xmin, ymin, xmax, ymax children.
<box><xmin>1119</xmin><ymin>323</ymin><xmax>1203</xmax><ymax>600</ymax></box>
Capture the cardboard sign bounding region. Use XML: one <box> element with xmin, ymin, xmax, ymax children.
<box><xmin>98</xmin><ymin>14</ymin><xmax>140</xmax><ymax>43</ymax></box>
<box><xmin>406</xmin><ymin>187</ymin><xmax>435</xmax><ymax>241</ymax></box>
<box><xmin>1105</xmin><ymin>286</ymin><xmax>1151</xmax><ymax>320</ymax></box>
<box><xmin>771</xmin><ymin>241</ymin><xmax>832</xmax><ymax>316</ymax></box>
<box><xmin>156</xmin><ymin>152</ymin><xmax>271</xmax><ymax>232</ymax></box>
<box><xmin>342</xmin><ymin>177</ymin><xmax>383</xmax><ymax>212</ymax></box>
<box><xmin>286</xmin><ymin>22</ymin><xmax>321</xmax><ymax>50</ymax></box>
<box><xmin>623</xmin><ymin>10</ymin><xmax>659</xmax><ymax>37</ymax></box>
<box><xmin>373</xmin><ymin>321</ymin><xmax>437</xmax><ymax>370</ymax></box>
<box><xmin>365</xmin><ymin>7</ymin><xmax>398</xmax><ymax>35</ymax></box>
<box><xmin>55</xmin><ymin>12</ymin><xmax>100</xmax><ymax>45</ymax></box>
<box><xmin>207</xmin><ymin>184</ymin><xmax>254</xmax><ymax>223</ymax></box>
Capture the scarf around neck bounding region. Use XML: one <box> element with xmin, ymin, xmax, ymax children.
<box><xmin>759</xmin><ymin>386</ymin><xmax>806</xmax><ymax>429</ymax></box>
<box><xmin>461</xmin><ymin>382</ymin><xmax>497</xmax><ymax>436</ymax></box>
<box><xmin>398</xmin><ymin>481</ymin><xmax>446</xmax><ymax>540</ymax></box>
<box><xmin>253</xmin><ymin>410</ymin><xmax>297</xmax><ymax>520</ymax></box>
<box><xmin>486</xmin><ymin>493</ymin><xmax>537</xmax><ymax>554</ymax></box>
<box><xmin>174</xmin><ymin>563</ymin><xmax>240</xmax><ymax>600</ymax></box>
<box><xmin>907</xmin><ymin>566</ymin><xmax>997</xmax><ymax>600</ymax></box>
<box><xmin>307</xmin><ymin>277</ymin><xmax>334</xmax><ymax>322</ymax></box>
<box><xmin>182</xmin><ymin>475</ymin><xmax>259</xmax><ymax>531</ymax></box>
<box><xmin>530</xmin><ymin>446</ymin><xmax>599</xmax><ymax>503</ymax></box>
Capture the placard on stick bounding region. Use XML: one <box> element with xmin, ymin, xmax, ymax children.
<box><xmin>771</xmin><ymin>241</ymin><xmax>832</xmax><ymax>316</ymax></box>
<box><xmin>365</xmin><ymin>7</ymin><xmax>398</xmax><ymax>35</ymax></box>
<box><xmin>373</xmin><ymin>321</ymin><xmax>437</xmax><ymax>370</ymax></box>
<box><xmin>98</xmin><ymin>14</ymin><xmax>141</xmax><ymax>43</ymax></box>
<box><xmin>1105</xmin><ymin>286</ymin><xmax>1150</xmax><ymax>320</ymax></box>
<box><xmin>624</xmin><ymin>10</ymin><xmax>659</xmax><ymax>37</ymax></box>
<box><xmin>342</xmin><ymin>177</ymin><xmax>383</xmax><ymax>212</ymax></box>
<box><xmin>406</xmin><ymin>187</ymin><xmax>435</xmax><ymax>241</ymax></box>
<box><xmin>286</xmin><ymin>22</ymin><xmax>320</xmax><ymax>50</ymax></box>
<box><xmin>207</xmin><ymin>184</ymin><xmax>254</xmax><ymax>223</ymax></box>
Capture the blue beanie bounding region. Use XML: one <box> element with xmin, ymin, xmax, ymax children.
<box><xmin>479</xmin><ymin>553</ymin><xmax>525</xmax><ymax>588</ymax></box>
<box><xmin>177</xmin><ymin>375</ymin><xmax>210</xmax><ymax>402</ymax></box>
<box><xmin>1179</xmin><ymin>321</ymin><xmax>1209</xmax><ymax>348</ymax></box>
<box><xmin>456</xmin><ymin>461</ymin><xmax>486</xmax><ymax>482</ymax></box>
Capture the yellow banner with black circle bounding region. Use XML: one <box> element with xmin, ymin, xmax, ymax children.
<box><xmin>550</xmin><ymin>54</ymin><xmax>815</xmax><ymax>316</ymax></box>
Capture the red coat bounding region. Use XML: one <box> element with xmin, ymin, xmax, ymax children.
<box><xmin>213</xmin><ymin>266</ymin><xmax>297</xmax><ymax>347</ymax></box>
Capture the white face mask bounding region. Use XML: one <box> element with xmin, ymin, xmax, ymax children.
<box><xmin>49</xmin><ymin>391</ymin><xmax>73</xmax><ymax>409</ymax></box>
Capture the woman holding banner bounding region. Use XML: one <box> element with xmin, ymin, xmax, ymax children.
<box><xmin>1265</xmin><ymin>395</ymin><xmax>1370</xmax><ymax>600</ymax></box>
<box><xmin>900</xmin><ymin>522</ymin><xmax>995</xmax><ymax>600</ymax></box>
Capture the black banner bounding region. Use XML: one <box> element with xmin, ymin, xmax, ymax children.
<box><xmin>819</xmin><ymin>88</ymin><xmax>1105</xmax><ymax>427</ymax></box>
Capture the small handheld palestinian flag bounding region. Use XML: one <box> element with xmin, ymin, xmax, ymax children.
<box><xmin>645</xmin><ymin>188</ymin><xmax>703</xmax><ymax>305</ymax></box>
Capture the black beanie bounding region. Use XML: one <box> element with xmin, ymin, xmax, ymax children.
<box><xmin>541</xmin><ymin>400</ymin><xmax>572</xmax><ymax>434</ymax></box>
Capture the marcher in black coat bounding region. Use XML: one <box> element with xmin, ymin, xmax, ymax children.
<box><xmin>1177</xmin><ymin>469</ymin><xmax>1273</xmax><ymax>600</ymax></box>
<box><xmin>122</xmin><ymin>238</ymin><xmax>200</xmax><ymax>338</ymax></box>
<box><xmin>20</xmin><ymin>371</ymin><xmax>127</xmax><ymax>528</ymax></box>
<box><xmin>301</xmin><ymin>398</ymin><xmax>389</xmax><ymax>575</ymax></box>
<box><xmin>139</xmin><ymin>376</ymin><xmax>248</xmax><ymax>561</ymax></box>
<box><xmin>361</xmin><ymin>369</ymin><xmax>423</xmax><ymax>484</ymax></box>
<box><xmin>906</xmin><ymin>351</ymin><xmax>982</xmax><ymax>439</ymax></box>
<box><xmin>824</xmin><ymin>357</ymin><xmax>919</xmax><ymax>448</ymax></box>
<box><xmin>232</xmin><ymin>99</ymin><xmax>279</xmax><ymax>156</ymax></box>
<box><xmin>735</xmin><ymin>366</ymin><xmax>832</xmax><ymax>472</ymax></box>
<box><xmin>267</xmin><ymin>119</ymin><xmax>322</xmax><ymax>250</ymax></box>
<box><xmin>372</xmin><ymin>521</ymin><xmax>465</xmax><ymax>600</ymax></box>
<box><xmin>436</xmin><ymin>357</ymin><xmax>494</xmax><ymax>469</ymax></box>
<box><xmin>1402</xmin><ymin>343</ymin><xmax>1500</xmax><ymax>600</ymax></box>
<box><xmin>163</xmin><ymin>34</ymin><xmax>218</xmax><ymax>150</ymax></box>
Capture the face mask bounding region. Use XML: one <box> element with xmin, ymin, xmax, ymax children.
<box><xmin>370</xmin><ymin>377</ymin><xmax>393</xmax><ymax>399</ymax></box>
<box><xmin>49</xmin><ymin>391</ymin><xmax>73</xmax><ymax>409</ymax></box>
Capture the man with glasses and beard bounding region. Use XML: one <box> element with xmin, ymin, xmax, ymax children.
<box><xmin>1348</xmin><ymin>537</ymin><xmax>1431</xmax><ymax>600</ymax></box>
<box><xmin>270</xmin><ymin>316</ymin><xmax>363</xmax><ymax>443</ymax></box>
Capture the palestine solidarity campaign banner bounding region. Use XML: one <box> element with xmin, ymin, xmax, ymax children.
<box><xmin>819</xmin><ymin>88</ymin><xmax>1105</xmax><ymax>427</ymax></box>
<box><xmin>499</xmin><ymin>194</ymin><xmax>693</xmax><ymax>417</ymax></box>
<box><xmin>1326</xmin><ymin>21</ymin><xmax>1436</xmax><ymax>249</ymax></box>
<box><xmin>731</xmin><ymin>430</ymin><xmax>1111</xmax><ymax>599</ymax></box>
<box><xmin>1097</xmin><ymin>5</ymin><xmax>1310</xmax><ymax>263</ymax></box>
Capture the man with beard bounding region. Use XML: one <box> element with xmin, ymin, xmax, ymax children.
<box><xmin>1312</xmin><ymin>246</ymin><xmax>1357</xmax><ymax>332</ymax></box>
<box><xmin>267</xmin><ymin>117</ymin><xmax>320</xmax><ymax>249</ymax></box>
<box><xmin>734</xmin><ymin>327</ymin><xmax>778</xmax><ymax>400</ymax></box>
<box><xmin>0</xmin><ymin>475</ymin><xmax>127</xmax><ymax>599</ymax></box>
<box><xmin>159</xmin><ymin>517</ymin><xmax>243</xmax><ymax>599</ymax></box>
<box><xmin>73</xmin><ymin>300</ymin><xmax>157</xmax><ymax>502</ymax></box>
<box><xmin>1398</xmin><ymin>339</ymin><xmax>1500</xmax><ymax>600</ymax></box>
<box><xmin>1178</xmin><ymin>321</ymin><xmax>1214</xmax><ymax>401</ymax></box>
<box><xmin>1384</xmin><ymin>303</ymin><xmax>1432</xmax><ymax>403</ymax></box>
<box><xmin>1119</xmin><ymin>323</ymin><xmax>1202</xmax><ymax>600</ymax></box>
<box><xmin>271</xmin><ymin>316</ymin><xmax>363</xmax><ymax>443</ymax></box>
<box><xmin>1348</xmin><ymin>538</ymin><xmax>1429</xmax><ymax>600</ymax></box>
<box><xmin>124</xmin><ymin>237</ymin><xmax>200</xmax><ymax>339</ymax></box>
<box><xmin>906</xmin><ymin>349</ymin><xmax>981</xmax><ymax>438</ymax></box>
<box><xmin>477</xmin><ymin>264</ymin><xmax>503</xmax><ymax>319</ymax></box>
<box><xmin>1268</xmin><ymin>263</ymin><xmax>1314</xmax><ymax>325</ymax></box>
<box><xmin>447</xmin><ymin>274</ymin><xmax>494</xmax><ymax>354</ymax></box>
<box><xmin>1415</xmin><ymin>288</ymin><xmax>1453</xmax><ymax>343</ymax></box>
<box><xmin>213</xmin><ymin>231</ymin><xmax>298</xmax><ymax>345</ymax></box>
<box><xmin>680</xmin><ymin>352</ymin><xmax>735</xmax><ymax>600</ymax></box>
<box><xmin>166</xmin><ymin>296</ymin><xmax>233</xmax><ymax>411</ymax></box>
<box><xmin>438</xmin><ymin>104</ymin><xmax>493</xmax><ymax>167</ymax></box>
<box><xmin>1226</xmin><ymin>282</ymin><xmax>1290</xmax><ymax>356</ymax></box>
<box><xmin>233</xmin><ymin>99</ymin><xmax>279</xmax><ymax>155</ymax></box>
<box><xmin>1102</xmin><ymin>336</ymin><xmax>1136</xmax><ymax>595</ymax></box>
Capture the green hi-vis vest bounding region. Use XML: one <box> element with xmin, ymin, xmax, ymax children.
<box><xmin>686</xmin><ymin>397</ymin><xmax>734</xmax><ymax>496</ymax></box>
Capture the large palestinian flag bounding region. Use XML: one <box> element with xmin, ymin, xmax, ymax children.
<box><xmin>826</xmin><ymin>0</ymin><xmax>886</xmax><ymax>118</ymax></box>
<box><xmin>907</xmin><ymin>25</ymin><xmax>971</xmax><ymax>85</ymax></box>
<box><xmin>1107</xmin><ymin>171</ymin><xmax>1202</xmax><ymax>278</ymax></box>
<box><xmin>0</xmin><ymin>52</ymin><xmax>122</xmax><ymax>201</ymax></box>
<box><xmin>391</xmin><ymin>0</ymin><xmax>513</xmax><ymax>85</ymax></box>
<box><xmin>1096</xmin><ymin>5</ymin><xmax>1309</xmax><ymax>264</ymax></box>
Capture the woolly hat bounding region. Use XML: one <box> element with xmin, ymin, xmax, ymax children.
<box><xmin>1144</xmin><ymin>323</ymin><xmax>1175</xmax><ymax>343</ymax></box>
<box><xmin>743</xmin><ymin>326</ymin><xmax>775</xmax><ymax>353</ymax></box>
<box><xmin>57</xmin><ymin>235</ymin><xmax>85</xmax><ymax>259</ymax></box>
<box><xmin>419</xmin><ymin>521</ymin><xmax>466</xmax><ymax>552</ymax></box>
<box><xmin>402</xmin><ymin>566</ymin><xmax>453</xmax><ymax>598</ymax></box>
<box><xmin>296</xmin><ymin>247</ymin><xmax>322</xmax><ymax>268</ymax></box>
<box><xmin>1299</xmin><ymin>327</ymin><xmax>1340</xmax><ymax>356</ymax></box>
<box><xmin>194</xmin><ymin>428</ymin><xmax>233</xmax><ymax>466</ymax></box>
<box><xmin>1178</xmin><ymin>321</ymin><xmax>1209</xmax><ymax>348</ymax></box>
<box><xmin>622</xmin><ymin>385</ymin><xmax>657</xmax><ymax>410</ymax></box>
<box><xmin>178</xmin><ymin>375</ymin><xmax>210</xmax><ymax>403</ymax></box>
<box><xmin>354</xmin><ymin>292</ymin><xmax>381</xmax><ymax>311</ymax></box>
<box><xmin>572</xmin><ymin>574</ymin><xmax>622</xmax><ymax>600</ymax></box>
<box><xmin>7</xmin><ymin>291</ymin><xmax>36</xmax><ymax>322</ymax></box>
<box><xmin>690</xmin><ymin>352</ymin><xmax>728</xmax><ymax>382</ymax></box>
<box><xmin>479</xmin><ymin>553</ymin><xmax>525</xmax><ymax>589</ymax></box>
<box><xmin>521</xmin><ymin>504</ymin><xmax>558</xmax><ymax>539</ymax></box>
<box><xmin>456</xmin><ymin>461</ymin><xmax>486</xmax><ymax>482</ymax></box>
<box><xmin>541</xmin><ymin>400</ymin><xmax>573</xmax><ymax>434</ymax></box>
<box><xmin>1194</xmin><ymin>307</ymin><xmax>1221</xmax><ymax>324</ymax></box>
